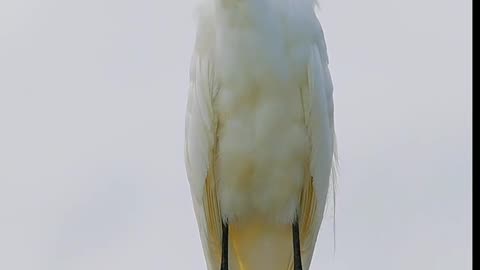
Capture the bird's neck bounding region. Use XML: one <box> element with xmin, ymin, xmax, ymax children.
<box><xmin>214</xmin><ymin>0</ymin><xmax>271</xmax><ymax>28</ymax></box>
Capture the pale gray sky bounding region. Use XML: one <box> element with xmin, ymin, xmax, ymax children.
<box><xmin>0</xmin><ymin>0</ymin><xmax>471</xmax><ymax>269</ymax></box>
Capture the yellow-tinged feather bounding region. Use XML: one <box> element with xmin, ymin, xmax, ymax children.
<box><xmin>204</xmin><ymin>168</ymin><xmax>222</xmax><ymax>267</ymax></box>
<box><xmin>299</xmin><ymin>176</ymin><xmax>319</xmax><ymax>267</ymax></box>
<box><xmin>202</xmin><ymin>163</ymin><xmax>320</xmax><ymax>270</ymax></box>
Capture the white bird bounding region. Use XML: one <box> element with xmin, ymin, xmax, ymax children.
<box><xmin>184</xmin><ymin>0</ymin><xmax>336</xmax><ymax>269</ymax></box>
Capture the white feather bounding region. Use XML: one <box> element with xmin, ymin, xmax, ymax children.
<box><xmin>185</xmin><ymin>0</ymin><xmax>336</xmax><ymax>269</ymax></box>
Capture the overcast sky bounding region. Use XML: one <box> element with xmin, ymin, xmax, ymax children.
<box><xmin>0</xmin><ymin>0</ymin><xmax>472</xmax><ymax>269</ymax></box>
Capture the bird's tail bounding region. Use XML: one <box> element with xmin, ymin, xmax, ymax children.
<box><xmin>229</xmin><ymin>218</ymin><xmax>295</xmax><ymax>270</ymax></box>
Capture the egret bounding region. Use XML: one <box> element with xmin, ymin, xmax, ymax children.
<box><xmin>184</xmin><ymin>0</ymin><xmax>336</xmax><ymax>269</ymax></box>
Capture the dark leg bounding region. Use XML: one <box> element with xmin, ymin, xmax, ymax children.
<box><xmin>221</xmin><ymin>222</ymin><xmax>229</xmax><ymax>270</ymax></box>
<box><xmin>293</xmin><ymin>221</ymin><xmax>303</xmax><ymax>270</ymax></box>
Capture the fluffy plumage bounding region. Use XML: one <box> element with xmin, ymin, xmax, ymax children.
<box><xmin>185</xmin><ymin>0</ymin><xmax>336</xmax><ymax>269</ymax></box>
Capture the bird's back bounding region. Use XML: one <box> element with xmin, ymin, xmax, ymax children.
<box><xmin>187</xmin><ymin>1</ymin><xmax>335</xmax><ymax>269</ymax></box>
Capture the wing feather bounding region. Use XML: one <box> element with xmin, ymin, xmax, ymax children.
<box><xmin>297</xmin><ymin>23</ymin><xmax>337</xmax><ymax>268</ymax></box>
<box><xmin>185</xmin><ymin>28</ymin><xmax>222</xmax><ymax>269</ymax></box>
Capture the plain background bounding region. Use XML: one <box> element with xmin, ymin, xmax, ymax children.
<box><xmin>0</xmin><ymin>0</ymin><xmax>472</xmax><ymax>269</ymax></box>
